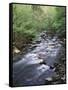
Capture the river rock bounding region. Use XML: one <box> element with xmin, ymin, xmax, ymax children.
<box><xmin>45</xmin><ymin>77</ymin><xmax>53</xmax><ymax>81</ymax></box>
<box><xmin>30</xmin><ymin>44</ymin><xmax>37</xmax><ymax>49</ymax></box>
<box><xmin>35</xmin><ymin>40</ymin><xmax>41</xmax><ymax>44</ymax></box>
<box><xmin>13</xmin><ymin>46</ymin><xmax>20</xmax><ymax>54</ymax></box>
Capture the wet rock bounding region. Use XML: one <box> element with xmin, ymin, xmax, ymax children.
<box><xmin>30</xmin><ymin>44</ymin><xmax>37</xmax><ymax>49</ymax></box>
<box><xmin>38</xmin><ymin>52</ymin><xmax>46</xmax><ymax>59</ymax></box>
<box><xmin>35</xmin><ymin>40</ymin><xmax>41</xmax><ymax>44</ymax></box>
<box><xmin>13</xmin><ymin>46</ymin><xmax>20</xmax><ymax>54</ymax></box>
<box><xmin>45</xmin><ymin>77</ymin><xmax>53</xmax><ymax>85</ymax></box>
<box><xmin>61</xmin><ymin>75</ymin><xmax>66</xmax><ymax>81</ymax></box>
<box><xmin>32</xmin><ymin>42</ymin><xmax>37</xmax><ymax>44</ymax></box>
<box><xmin>40</xmin><ymin>33</ymin><xmax>47</xmax><ymax>40</ymax></box>
<box><xmin>52</xmin><ymin>38</ymin><xmax>57</xmax><ymax>42</ymax></box>
<box><xmin>50</xmin><ymin>66</ymin><xmax>55</xmax><ymax>70</ymax></box>
<box><xmin>37</xmin><ymin>59</ymin><xmax>44</xmax><ymax>64</ymax></box>
<box><xmin>39</xmin><ymin>61</ymin><xmax>46</xmax><ymax>65</ymax></box>
<box><xmin>45</xmin><ymin>77</ymin><xmax>53</xmax><ymax>81</ymax></box>
<box><xmin>37</xmin><ymin>64</ymin><xmax>50</xmax><ymax>71</ymax></box>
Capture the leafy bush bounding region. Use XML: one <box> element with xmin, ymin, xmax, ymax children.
<box><xmin>13</xmin><ymin>4</ymin><xmax>66</xmax><ymax>51</ymax></box>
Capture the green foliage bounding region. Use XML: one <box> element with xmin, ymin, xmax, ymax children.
<box><xmin>52</xmin><ymin>7</ymin><xmax>66</xmax><ymax>38</ymax></box>
<box><xmin>13</xmin><ymin>4</ymin><xmax>66</xmax><ymax>49</ymax></box>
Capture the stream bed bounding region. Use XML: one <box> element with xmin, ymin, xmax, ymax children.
<box><xmin>13</xmin><ymin>32</ymin><xmax>66</xmax><ymax>86</ymax></box>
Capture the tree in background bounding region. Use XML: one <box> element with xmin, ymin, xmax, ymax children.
<box><xmin>12</xmin><ymin>4</ymin><xmax>66</xmax><ymax>56</ymax></box>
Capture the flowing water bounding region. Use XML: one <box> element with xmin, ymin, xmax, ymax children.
<box><xmin>13</xmin><ymin>33</ymin><xmax>63</xmax><ymax>86</ymax></box>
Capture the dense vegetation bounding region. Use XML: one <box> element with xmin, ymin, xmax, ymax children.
<box><xmin>12</xmin><ymin>4</ymin><xmax>66</xmax><ymax>56</ymax></box>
